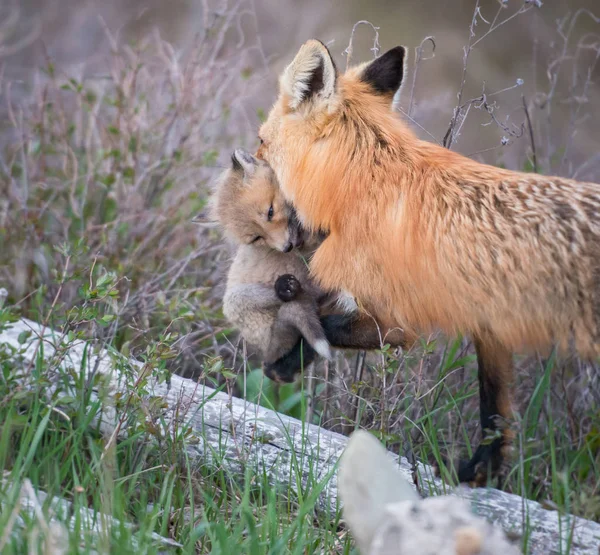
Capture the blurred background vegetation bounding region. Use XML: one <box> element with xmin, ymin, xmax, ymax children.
<box><xmin>1</xmin><ymin>0</ymin><xmax>599</xmax><ymax>523</ymax></box>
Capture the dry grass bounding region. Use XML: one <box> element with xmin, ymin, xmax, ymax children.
<box><xmin>0</xmin><ymin>4</ymin><xmax>272</xmax><ymax>380</ymax></box>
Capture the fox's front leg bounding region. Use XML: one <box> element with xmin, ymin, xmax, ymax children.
<box><xmin>263</xmin><ymin>312</ymin><xmax>410</xmax><ymax>383</ymax></box>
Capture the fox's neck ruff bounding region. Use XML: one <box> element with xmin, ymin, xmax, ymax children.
<box><xmin>291</xmin><ymin>94</ymin><xmax>519</xmax><ymax>239</ymax></box>
<box><xmin>288</xmin><ymin>104</ymin><xmax>424</xmax><ymax>235</ymax></box>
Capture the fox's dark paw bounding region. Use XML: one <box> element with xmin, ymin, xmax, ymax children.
<box><xmin>263</xmin><ymin>362</ymin><xmax>298</xmax><ymax>384</ymax></box>
<box><xmin>433</xmin><ymin>443</ymin><xmax>504</xmax><ymax>488</ymax></box>
<box><xmin>275</xmin><ymin>274</ymin><xmax>302</xmax><ymax>302</ymax></box>
<box><xmin>263</xmin><ymin>339</ymin><xmax>317</xmax><ymax>384</ymax></box>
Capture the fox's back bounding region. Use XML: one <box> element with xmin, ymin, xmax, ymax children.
<box><xmin>429</xmin><ymin>168</ymin><xmax>600</xmax><ymax>353</ymax></box>
<box><xmin>257</xmin><ymin>37</ymin><xmax>600</xmax><ymax>360</ymax></box>
<box><xmin>350</xmin><ymin>162</ymin><xmax>600</xmax><ymax>357</ymax></box>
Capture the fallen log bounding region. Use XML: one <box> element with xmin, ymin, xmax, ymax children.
<box><xmin>1</xmin><ymin>317</ymin><xmax>599</xmax><ymax>554</ymax></box>
<box><xmin>0</xmin><ymin>478</ymin><xmax>182</xmax><ymax>553</ymax></box>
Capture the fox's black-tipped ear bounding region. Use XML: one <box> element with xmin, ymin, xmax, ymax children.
<box><xmin>360</xmin><ymin>46</ymin><xmax>407</xmax><ymax>99</ymax></box>
<box><xmin>281</xmin><ymin>39</ymin><xmax>337</xmax><ymax>110</ymax></box>
<box><xmin>232</xmin><ymin>148</ymin><xmax>258</xmax><ymax>177</ymax></box>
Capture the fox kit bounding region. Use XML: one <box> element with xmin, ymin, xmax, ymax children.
<box><xmin>209</xmin><ymin>149</ymin><xmax>408</xmax><ymax>381</ymax></box>
<box><xmin>210</xmin><ymin>148</ymin><xmax>332</xmax><ymax>365</ymax></box>
<box><xmin>256</xmin><ymin>40</ymin><xmax>600</xmax><ymax>484</ymax></box>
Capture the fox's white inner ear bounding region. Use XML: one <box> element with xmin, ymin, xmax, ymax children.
<box><xmin>281</xmin><ymin>39</ymin><xmax>337</xmax><ymax>110</ymax></box>
<box><xmin>232</xmin><ymin>148</ymin><xmax>258</xmax><ymax>177</ymax></box>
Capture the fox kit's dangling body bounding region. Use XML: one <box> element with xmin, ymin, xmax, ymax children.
<box><xmin>224</xmin><ymin>244</ymin><xmax>333</xmax><ymax>363</ymax></box>
<box><xmin>210</xmin><ymin>149</ymin><xmax>333</xmax><ymax>366</ymax></box>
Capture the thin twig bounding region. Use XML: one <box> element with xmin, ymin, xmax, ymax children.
<box><xmin>344</xmin><ymin>20</ymin><xmax>381</xmax><ymax>70</ymax></box>
<box><xmin>408</xmin><ymin>36</ymin><xmax>436</xmax><ymax>118</ymax></box>
<box><xmin>521</xmin><ymin>95</ymin><xmax>538</xmax><ymax>173</ymax></box>
<box><xmin>396</xmin><ymin>107</ymin><xmax>441</xmax><ymax>145</ymax></box>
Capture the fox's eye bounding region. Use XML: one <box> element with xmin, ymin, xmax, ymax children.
<box><xmin>267</xmin><ymin>204</ymin><xmax>274</xmax><ymax>221</ymax></box>
<box><xmin>258</xmin><ymin>137</ymin><xmax>264</xmax><ymax>145</ymax></box>
<box><xmin>250</xmin><ymin>236</ymin><xmax>262</xmax><ymax>244</ymax></box>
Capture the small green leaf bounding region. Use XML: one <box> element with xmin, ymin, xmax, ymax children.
<box><xmin>17</xmin><ymin>330</ymin><xmax>32</xmax><ymax>344</ymax></box>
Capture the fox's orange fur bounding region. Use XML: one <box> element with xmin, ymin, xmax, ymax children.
<box><xmin>257</xmin><ymin>40</ymin><xmax>600</xmax><ymax>483</ymax></box>
<box><xmin>257</xmin><ymin>40</ymin><xmax>600</xmax><ymax>362</ymax></box>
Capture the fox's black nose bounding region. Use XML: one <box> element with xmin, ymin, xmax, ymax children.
<box><xmin>283</xmin><ymin>242</ymin><xmax>293</xmax><ymax>253</ymax></box>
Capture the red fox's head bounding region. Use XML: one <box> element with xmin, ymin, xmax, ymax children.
<box><xmin>210</xmin><ymin>149</ymin><xmax>305</xmax><ymax>252</ymax></box>
<box><xmin>256</xmin><ymin>40</ymin><xmax>410</xmax><ymax>232</ymax></box>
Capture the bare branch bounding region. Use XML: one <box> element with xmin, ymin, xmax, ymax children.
<box><xmin>408</xmin><ymin>36</ymin><xmax>436</xmax><ymax>118</ymax></box>
<box><xmin>444</xmin><ymin>1</ymin><xmax>535</xmax><ymax>149</ymax></box>
<box><xmin>522</xmin><ymin>95</ymin><xmax>538</xmax><ymax>173</ymax></box>
<box><xmin>344</xmin><ymin>20</ymin><xmax>381</xmax><ymax>70</ymax></box>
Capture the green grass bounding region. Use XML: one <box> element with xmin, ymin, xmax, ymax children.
<box><xmin>0</xmin><ymin>308</ymin><xmax>352</xmax><ymax>554</ymax></box>
<box><xmin>1</xmin><ymin>299</ymin><xmax>598</xmax><ymax>554</ymax></box>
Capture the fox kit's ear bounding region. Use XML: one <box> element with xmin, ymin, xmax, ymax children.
<box><xmin>281</xmin><ymin>39</ymin><xmax>337</xmax><ymax>111</ymax></box>
<box><xmin>359</xmin><ymin>46</ymin><xmax>407</xmax><ymax>100</ymax></box>
<box><xmin>232</xmin><ymin>148</ymin><xmax>259</xmax><ymax>178</ymax></box>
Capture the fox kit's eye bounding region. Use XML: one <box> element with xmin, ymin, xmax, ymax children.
<box><xmin>250</xmin><ymin>236</ymin><xmax>262</xmax><ymax>244</ymax></box>
<box><xmin>258</xmin><ymin>137</ymin><xmax>264</xmax><ymax>145</ymax></box>
<box><xmin>267</xmin><ymin>204</ymin><xmax>274</xmax><ymax>221</ymax></box>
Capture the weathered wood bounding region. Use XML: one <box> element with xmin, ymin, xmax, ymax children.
<box><xmin>1</xmin><ymin>317</ymin><xmax>599</xmax><ymax>554</ymax></box>
<box><xmin>1</xmin><ymin>479</ymin><xmax>182</xmax><ymax>553</ymax></box>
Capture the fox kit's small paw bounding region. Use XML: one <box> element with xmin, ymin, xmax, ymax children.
<box><xmin>275</xmin><ymin>274</ymin><xmax>302</xmax><ymax>302</ymax></box>
<box><xmin>314</xmin><ymin>339</ymin><xmax>333</xmax><ymax>360</ymax></box>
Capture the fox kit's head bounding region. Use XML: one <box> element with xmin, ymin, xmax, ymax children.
<box><xmin>210</xmin><ymin>149</ymin><xmax>304</xmax><ymax>252</ymax></box>
<box><xmin>256</xmin><ymin>40</ymin><xmax>409</xmax><ymax>231</ymax></box>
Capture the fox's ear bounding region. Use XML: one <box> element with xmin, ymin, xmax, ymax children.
<box><xmin>281</xmin><ymin>39</ymin><xmax>337</xmax><ymax>111</ymax></box>
<box><xmin>359</xmin><ymin>46</ymin><xmax>407</xmax><ymax>100</ymax></box>
<box><xmin>232</xmin><ymin>148</ymin><xmax>258</xmax><ymax>178</ymax></box>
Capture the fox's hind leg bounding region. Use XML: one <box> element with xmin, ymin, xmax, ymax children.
<box><xmin>263</xmin><ymin>274</ymin><xmax>329</xmax><ymax>383</ymax></box>
<box><xmin>437</xmin><ymin>330</ymin><xmax>515</xmax><ymax>487</ymax></box>
<box><xmin>277</xmin><ymin>300</ymin><xmax>332</xmax><ymax>361</ymax></box>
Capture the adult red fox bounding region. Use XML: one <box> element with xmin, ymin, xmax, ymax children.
<box><xmin>256</xmin><ymin>39</ymin><xmax>600</xmax><ymax>485</ymax></box>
